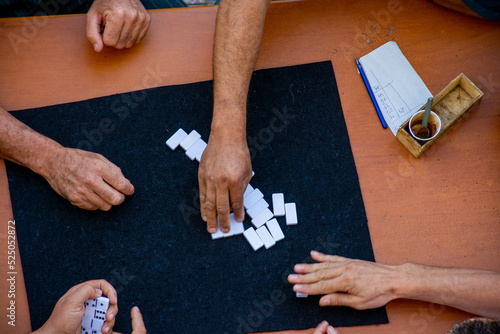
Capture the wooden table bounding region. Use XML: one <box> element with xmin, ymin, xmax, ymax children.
<box><xmin>0</xmin><ymin>1</ymin><xmax>499</xmax><ymax>333</ymax></box>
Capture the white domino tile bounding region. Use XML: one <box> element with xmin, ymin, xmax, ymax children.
<box><xmin>82</xmin><ymin>297</ymin><xmax>109</xmax><ymax>334</ymax></box>
<box><xmin>266</xmin><ymin>218</ymin><xmax>285</xmax><ymax>242</ymax></box>
<box><xmin>246</xmin><ymin>198</ymin><xmax>269</xmax><ymax>219</ymax></box>
<box><xmin>272</xmin><ymin>193</ymin><xmax>285</xmax><ymax>217</ymax></box>
<box><xmin>194</xmin><ymin>143</ymin><xmax>207</xmax><ymax>162</ymax></box>
<box><xmin>94</xmin><ymin>297</ymin><xmax>109</xmax><ymax>312</ymax></box>
<box><xmin>185</xmin><ymin>138</ymin><xmax>207</xmax><ymax>161</ymax></box>
<box><xmin>285</xmin><ymin>203</ymin><xmax>298</xmax><ymax>225</ymax></box>
<box><xmin>166</xmin><ymin>128</ymin><xmax>188</xmax><ymax>150</ymax></box>
<box><xmin>243</xmin><ymin>227</ymin><xmax>264</xmax><ymax>251</ymax></box>
<box><xmin>256</xmin><ymin>226</ymin><xmax>276</xmax><ymax>249</ymax></box>
<box><xmin>211</xmin><ymin>227</ymin><xmax>224</xmax><ymax>240</ymax></box>
<box><xmin>231</xmin><ymin>222</ymin><xmax>245</xmax><ymax>235</ymax></box>
<box><xmin>296</xmin><ymin>292</ymin><xmax>308</xmax><ymax>298</ymax></box>
<box><xmin>244</xmin><ymin>188</ymin><xmax>264</xmax><ymax>209</ymax></box>
<box><xmin>179</xmin><ymin>130</ymin><xmax>201</xmax><ymax>151</ymax></box>
<box><xmin>231</xmin><ymin>217</ymin><xmax>245</xmax><ymax>235</ymax></box>
<box><xmin>243</xmin><ymin>184</ymin><xmax>254</xmax><ymax>198</ymax></box>
<box><xmin>251</xmin><ymin>208</ymin><xmax>274</xmax><ymax>228</ymax></box>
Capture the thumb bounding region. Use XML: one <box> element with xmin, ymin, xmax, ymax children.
<box><xmin>86</xmin><ymin>11</ymin><xmax>104</xmax><ymax>52</ymax></box>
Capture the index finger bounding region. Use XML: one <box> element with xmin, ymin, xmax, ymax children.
<box><xmin>131</xmin><ymin>306</ymin><xmax>147</xmax><ymax>333</ymax></box>
<box><xmin>310</xmin><ymin>251</ymin><xmax>349</xmax><ymax>263</ymax></box>
<box><xmin>78</xmin><ymin>280</ymin><xmax>118</xmax><ymax>325</ymax></box>
<box><xmin>228</xmin><ymin>180</ymin><xmax>246</xmax><ymax>222</ymax></box>
<box><xmin>100</xmin><ymin>162</ymin><xmax>135</xmax><ymax>196</ymax></box>
<box><xmin>102</xmin><ymin>14</ymin><xmax>124</xmax><ymax>47</ymax></box>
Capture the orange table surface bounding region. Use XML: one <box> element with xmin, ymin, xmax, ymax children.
<box><xmin>0</xmin><ymin>1</ymin><xmax>499</xmax><ymax>333</ymax></box>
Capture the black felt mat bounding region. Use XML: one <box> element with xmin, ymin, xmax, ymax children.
<box><xmin>7</xmin><ymin>61</ymin><xmax>388</xmax><ymax>333</ymax></box>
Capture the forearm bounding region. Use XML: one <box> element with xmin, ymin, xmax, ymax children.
<box><xmin>0</xmin><ymin>105</ymin><xmax>62</xmax><ymax>177</ymax></box>
<box><xmin>396</xmin><ymin>263</ymin><xmax>500</xmax><ymax>318</ymax></box>
<box><xmin>212</xmin><ymin>0</ymin><xmax>271</xmax><ymax>137</ymax></box>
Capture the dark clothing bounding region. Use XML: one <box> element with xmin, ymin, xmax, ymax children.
<box><xmin>0</xmin><ymin>0</ymin><xmax>187</xmax><ymax>18</ymax></box>
<box><xmin>463</xmin><ymin>0</ymin><xmax>500</xmax><ymax>20</ymax></box>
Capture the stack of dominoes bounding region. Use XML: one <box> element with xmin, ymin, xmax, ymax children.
<box><xmin>166</xmin><ymin>128</ymin><xmax>299</xmax><ymax>252</ymax></box>
<box><xmin>81</xmin><ymin>296</ymin><xmax>109</xmax><ymax>334</ymax></box>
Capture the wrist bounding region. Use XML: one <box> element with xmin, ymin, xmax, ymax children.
<box><xmin>393</xmin><ymin>262</ymin><xmax>424</xmax><ymax>300</ymax></box>
<box><xmin>211</xmin><ymin>106</ymin><xmax>247</xmax><ymax>141</ymax></box>
<box><xmin>30</xmin><ymin>140</ymin><xmax>64</xmax><ymax>179</ymax></box>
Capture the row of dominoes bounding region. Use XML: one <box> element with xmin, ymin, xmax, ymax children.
<box><xmin>166</xmin><ymin>129</ymin><xmax>299</xmax><ymax>248</ymax></box>
<box><xmin>81</xmin><ymin>296</ymin><xmax>109</xmax><ymax>334</ymax></box>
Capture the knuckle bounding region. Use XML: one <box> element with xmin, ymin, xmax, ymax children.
<box><xmin>231</xmin><ymin>201</ymin><xmax>243</xmax><ymax>211</ymax></box>
<box><xmin>214</xmin><ymin>174</ymin><xmax>227</xmax><ymax>184</ymax></box>
<box><xmin>205</xmin><ymin>201</ymin><xmax>216</xmax><ymax>211</ymax></box>
<box><xmin>110</xmin><ymin>193</ymin><xmax>124</xmax><ymax>205</ymax></box>
<box><xmin>217</xmin><ymin>205</ymin><xmax>230</xmax><ymax>215</ymax></box>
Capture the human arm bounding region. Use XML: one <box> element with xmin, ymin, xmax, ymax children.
<box><xmin>86</xmin><ymin>0</ymin><xmax>152</xmax><ymax>52</ymax></box>
<box><xmin>30</xmin><ymin>279</ymin><xmax>119</xmax><ymax>334</ymax></box>
<box><xmin>288</xmin><ymin>251</ymin><xmax>500</xmax><ymax>318</ymax></box>
<box><xmin>198</xmin><ymin>0</ymin><xmax>271</xmax><ymax>234</ymax></box>
<box><xmin>0</xmin><ymin>106</ymin><xmax>134</xmax><ymax>210</ymax></box>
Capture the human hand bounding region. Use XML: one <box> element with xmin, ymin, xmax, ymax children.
<box><xmin>86</xmin><ymin>0</ymin><xmax>151</xmax><ymax>52</ymax></box>
<box><xmin>288</xmin><ymin>251</ymin><xmax>401</xmax><ymax>310</ymax></box>
<box><xmin>198</xmin><ymin>132</ymin><xmax>252</xmax><ymax>233</ymax></box>
<box><xmin>313</xmin><ymin>320</ymin><xmax>339</xmax><ymax>334</ymax></box>
<box><xmin>113</xmin><ymin>306</ymin><xmax>147</xmax><ymax>334</ymax></box>
<box><xmin>34</xmin><ymin>280</ymin><xmax>118</xmax><ymax>334</ymax></box>
<box><xmin>43</xmin><ymin>147</ymin><xmax>134</xmax><ymax>211</ymax></box>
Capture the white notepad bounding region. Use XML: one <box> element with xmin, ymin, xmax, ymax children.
<box><xmin>359</xmin><ymin>41</ymin><xmax>432</xmax><ymax>135</ymax></box>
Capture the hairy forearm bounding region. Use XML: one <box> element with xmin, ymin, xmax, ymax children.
<box><xmin>396</xmin><ymin>263</ymin><xmax>500</xmax><ymax>318</ymax></box>
<box><xmin>0</xmin><ymin>106</ymin><xmax>61</xmax><ymax>177</ymax></box>
<box><xmin>212</xmin><ymin>0</ymin><xmax>271</xmax><ymax>136</ymax></box>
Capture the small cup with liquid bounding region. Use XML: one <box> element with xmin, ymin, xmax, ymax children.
<box><xmin>409</xmin><ymin>110</ymin><xmax>441</xmax><ymax>141</ymax></box>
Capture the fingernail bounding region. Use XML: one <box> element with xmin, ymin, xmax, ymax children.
<box><xmin>108</xmin><ymin>312</ymin><xmax>114</xmax><ymax>321</ymax></box>
<box><xmin>311</xmin><ymin>250</ymin><xmax>319</xmax><ymax>255</ymax></box>
<box><xmin>96</xmin><ymin>288</ymin><xmax>103</xmax><ymax>296</ymax></box>
<box><xmin>328</xmin><ymin>327</ymin><xmax>339</xmax><ymax>334</ymax></box>
<box><xmin>222</xmin><ymin>228</ymin><xmax>229</xmax><ymax>233</ymax></box>
<box><xmin>103</xmin><ymin>326</ymin><xmax>109</xmax><ymax>333</ymax></box>
<box><xmin>203</xmin><ymin>216</ymin><xmax>208</xmax><ymax>222</ymax></box>
<box><xmin>288</xmin><ymin>274</ymin><xmax>297</xmax><ymax>280</ymax></box>
<box><xmin>134</xmin><ymin>306</ymin><xmax>140</xmax><ymax>312</ymax></box>
<box><xmin>93</xmin><ymin>43</ymin><xmax>99</xmax><ymax>51</ymax></box>
<box><xmin>209</xmin><ymin>228</ymin><xmax>217</xmax><ymax>233</ymax></box>
<box><xmin>322</xmin><ymin>299</ymin><xmax>330</xmax><ymax>306</ymax></box>
<box><xmin>294</xmin><ymin>284</ymin><xmax>302</xmax><ymax>291</ymax></box>
<box><xmin>295</xmin><ymin>264</ymin><xmax>304</xmax><ymax>270</ymax></box>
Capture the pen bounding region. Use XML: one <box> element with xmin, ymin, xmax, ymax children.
<box><xmin>355</xmin><ymin>57</ymin><xmax>387</xmax><ymax>129</ymax></box>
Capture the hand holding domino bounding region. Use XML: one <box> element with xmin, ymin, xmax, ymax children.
<box><xmin>32</xmin><ymin>279</ymin><xmax>118</xmax><ymax>334</ymax></box>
